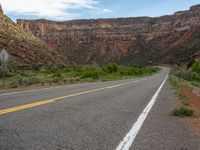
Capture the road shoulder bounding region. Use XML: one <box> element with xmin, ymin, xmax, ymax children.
<box><xmin>131</xmin><ymin>81</ymin><xmax>200</xmax><ymax>150</ymax></box>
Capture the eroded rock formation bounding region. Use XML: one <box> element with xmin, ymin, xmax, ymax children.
<box><xmin>0</xmin><ymin>2</ymin><xmax>67</xmax><ymax>68</ymax></box>
<box><xmin>17</xmin><ymin>4</ymin><xmax>200</xmax><ymax>66</ymax></box>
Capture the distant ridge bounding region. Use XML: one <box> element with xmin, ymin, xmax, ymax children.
<box><xmin>17</xmin><ymin>4</ymin><xmax>200</xmax><ymax>66</ymax></box>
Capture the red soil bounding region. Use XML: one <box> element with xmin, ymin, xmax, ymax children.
<box><xmin>180</xmin><ymin>85</ymin><xmax>200</xmax><ymax>137</ymax></box>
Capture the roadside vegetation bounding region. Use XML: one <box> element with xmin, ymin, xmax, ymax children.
<box><xmin>171</xmin><ymin>107</ymin><xmax>194</xmax><ymax>117</ymax></box>
<box><xmin>169</xmin><ymin>62</ymin><xmax>200</xmax><ymax>117</ymax></box>
<box><xmin>0</xmin><ymin>64</ymin><xmax>159</xmax><ymax>89</ymax></box>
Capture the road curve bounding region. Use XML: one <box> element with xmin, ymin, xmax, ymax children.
<box><xmin>0</xmin><ymin>68</ymin><xmax>199</xmax><ymax>150</ymax></box>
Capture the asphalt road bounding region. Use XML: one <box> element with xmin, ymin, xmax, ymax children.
<box><xmin>0</xmin><ymin>68</ymin><xmax>199</xmax><ymax>150</ymax></box>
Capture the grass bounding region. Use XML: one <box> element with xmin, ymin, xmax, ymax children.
<box><xmin>0</xmin><ymin>64</ymin><xmax>159</xmax><ymax>89</ymax></box>
<box><xmin>169</xmin><ymin>75</ymin><xmax>181</xmax><ymax>89</ymax></box>
<box><xmin>171</xmin><ymin>107</ymin><xmax>194</xmax><ymax>117</ymax></box>
<box><xmin>169</xmin><ymin>63</ymin><xmax>200</xmax><ymax>117</ymax></box>
<box><xmin>169</xmin><ymin>74</ymin><xmax>194</xmax><ymax>117</ymax></box>
<box><xmin>170</xmin><ymin>63</ymin><xmax>200</xmax><ymax>83</ymax></box>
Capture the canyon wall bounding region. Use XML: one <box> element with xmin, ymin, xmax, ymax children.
<box><xmin>17</xmin><ymin>4</ymin><xmax>200</xmax><ymax>66</ymax></box>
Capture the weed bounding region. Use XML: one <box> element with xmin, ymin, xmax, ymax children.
<box><xmin>169</xmin><ymin>75</ymin><xmax>180</xmax><ymax>89</ymax></box>
<box><xmin>171</xmin><ymin>107</ymin><xmax>194</xmax><ymax>117</ymax></box>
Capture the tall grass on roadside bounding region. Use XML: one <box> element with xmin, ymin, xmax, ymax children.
<box><xmin>171</xmin><ymin>62</ymin><xmax>200</xmax><ymax>82</ymax></box>
<box><xmin>0</xmin><ymin>64</ymin><xmax>159</xmax><ymax>89</ymax></box>
<box><xmin>171</xmin><ymin>107</ymin><xmax>194</xmax><ymax>117</ymax></box>
<box><xmin>169</xmin><ymin>62</ymin><xmax>200</xmax><ymax>117</ymax></box>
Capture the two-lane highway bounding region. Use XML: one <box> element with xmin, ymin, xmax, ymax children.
<box><xmin>0</xmin><ymin>68</ymin><xmax>199</xmax><ymax>150</ymax></box>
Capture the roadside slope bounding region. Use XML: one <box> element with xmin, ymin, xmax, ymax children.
<box><xmin>0</xmin><ymin>3</ymin><xmax>67</xmax><ymax>69</ymax></box>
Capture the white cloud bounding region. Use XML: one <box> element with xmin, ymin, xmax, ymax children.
<box><xmin>102</xmin><ymin>8</ymin><xmax>113</xmax><ymax>13</ymax></box>
<box><xmin>0</xmin><ymin>0</ymin><xmax>112</xmax><ymax>20</ymax></box>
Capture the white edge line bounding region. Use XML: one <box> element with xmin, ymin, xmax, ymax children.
<box><xmin>116</xmin><ymin>72</ymin><xmax>168</xmax><ymax>150</ymax></box>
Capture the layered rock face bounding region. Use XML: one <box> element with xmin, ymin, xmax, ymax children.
<box><xmin>0</xmin><ymin>3</ymin><xmax>67</xmax><ymax>68</ymax></box>
<box><xmin>17</xmin><ymin>4</ymin><xmax>200</xmax><ymax>66</ymax></box>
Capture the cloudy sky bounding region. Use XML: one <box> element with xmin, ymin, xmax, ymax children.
<box><xmin>0</xmin><ymin>0</ymin><xmax>200</xmax><ymax>21</ymax></box>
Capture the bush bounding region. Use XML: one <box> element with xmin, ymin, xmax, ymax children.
<box><xmin>171</xmin><ymin>107</ymin><xmax>194</xmax><ymax>117</ymax></box>
<box><xmin>52</xmin><ymin>77</ymin><xmax>63</xmax><ymax>83</ymax></box>
<box><xmin>120</xmin><ymin>68</ymin><xmax>138</xmax><ymax>76</ymax></box>
<box><xmin>11</xmin><ymin>75</ymin><xmax>27</xmax><ymax>86</ymax></box>
<box><xmin>171</xmin><ymin>67</ymin><xmax>191</xmax><ymax>81</ymax></box>
<box><xmin>3</xmin><ymin>65</ymin><xmax>159</xmax><ymax>88</ymax></box>
<box><xmin>192</xmin><ymin>62</ymin><xmax>200</xmax><ymax>73</ymax></box>
<box><xmin>119</xmin><ymin>67</ymin><xmax>157</xmax><ymax>76</ymax></box>
<box><xmin>102</xmin><ymin>63</ymin><xmax>119</xmax><ymax>73</ymax></box>
<box><xmin>81</xmin><ymin>70</ymin><xmax>101</xmax><ymax>80</ymax></box>
<box><xmin>169</xmin><ymin>75</ymin><xmax>180</xmax><ymax>88</ymax></box>
<box><xmin>192</xmin><ymin>72</ymin><xmax>200</xmax><ymax>82</ymax></box>
<box><xmin>171</xmin><ymin>64</ymin><xmax>200</xmax><ymax>82</ymax></box>
<box><xmin>52</xmin><ymin>73</ymin><xmax>62</xmax><ymax>78</ymax></box>
<box><xmin>81</xmin><ymin>66</ymin><xmax>103</xmax><ymax>80</ymax></box>
<box><xmin>27</xmin><ymin>77</ymin><xmax>41</xmax><ymax>85</ymax></box>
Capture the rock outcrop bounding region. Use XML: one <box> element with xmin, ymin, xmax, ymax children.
<box><xmin>0</xmin><ymin>3</ymin><xmax>67</xmax><ymax>68</ymax></box>
<box><xmin>17</xmin><ymin>4</ymin><xmax>200</xmax><ymax>66</ymax></box>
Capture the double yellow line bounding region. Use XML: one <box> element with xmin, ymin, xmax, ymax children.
<box><xmin>0</xmin><ymin>80</ymin><xmax>141</xmax><ymax>116</ymax></box>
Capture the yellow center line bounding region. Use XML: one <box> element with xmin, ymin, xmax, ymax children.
<box><xmin>0</xmin><ymin>80</ymin><xmax>142</xmax><ymax>116</ymax></box>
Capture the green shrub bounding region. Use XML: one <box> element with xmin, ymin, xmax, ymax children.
<box><xmin>81</xmin><ymin>70</ymin><xmax>101</xmax><ymax>80</ymax></box>
<box><xmin>171</xmin><ymin>62</ymin><xmax>200</xmax><ymax>82</ymax></box>
<box><xmin>27</xmin><ymin>77</ymin><xmax>41</xmax><ymax>85</ymax></box>
<box><xmin>169</xmin><ymin>75</ymin><xmax>180</xmax><ymax>88</ymax></box>
<box><xmin>9</xmin><ymin>84</ymin><xmax>18</xmax><ymax>88</ymax></box>
<box><xmin>2</xmin><ymin>65</ymin><xmax>159</xmax><ymax>88</ymax></box>
<box><xmin>102</xmin><ymin>63</ymin><xmax>119</xmax><ymax>73</ymax></box>
<box><xmin>171</xmin><ymin>65</ymin><xmax>199</xmax><ymax>81</ymax></box>
<box><xmin>119</xmin><ymin>67</ymin><xmax>157</xmax><ymax>76</ymax></box>
<box><xmin>52</xmin><ymin>73</ymin><xmax>62</xmax><ymax>78</ymax></box>
<box><xmin>81</xmin><ymin>66</ymin><xmax>103</xmax><ymax>80</ymax></box>
<box><xmin>11</xmin><ymin>75</ymin><xmax>27</xmax><ymax>86</ymax></box>
<box><xmin>171</xmin><ymin>107</ymin><xmax>194</xmax><ymax>117</ymax></box>
<box><xmin>192</xmin><ymin>62</ymin><xmax>200</xmax><ymax>73</ymax></box>
<box><xmin>191</xmin><ymin>81</ymin><xmax>200</xmax><ymax>87</ymax></box>
<box><xmin>52</xmin><ymin>77</ymin><xmax>63</xmax><ymax>83</ymax></box>
<box><xmin>120</xmin><ymin>68</ymin><xmax>137</xmax><ymax>76</ymax></box>
<box><xmin>192</xmin><ymin>72</ymin><xmax>200</xmax><ymax>81</ymax></box>
<box><xmin>69</xmin><ymin>78</ymin><xmax>75</xmax><ymax>83</ymax></box>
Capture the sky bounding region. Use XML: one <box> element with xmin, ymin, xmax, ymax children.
<box><xmin>0</xmin><ymin>0</ymin><xmax>200</xmax><ymax>21</ymax></box>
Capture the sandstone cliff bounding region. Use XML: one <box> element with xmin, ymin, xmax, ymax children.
<box><xmin>0</xmin><ymin>3</ymin><xmax>68</xmax><ymax>68</ymax></box>
<box><xmin>17</xmin><ymin>4</ymin><xmax>200</xmax><ymax>66</ymax></box>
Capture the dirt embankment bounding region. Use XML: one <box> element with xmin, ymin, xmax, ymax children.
<box><xmin>181</xmin><ymin>85</ymin><xmax>200</xmax><ymax>137</ymax></box>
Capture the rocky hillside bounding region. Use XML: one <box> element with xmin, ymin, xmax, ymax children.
<box><xmin>17</xmin><ymin>4</ymin><xmax>200</xmax><ymax>66</ymax></box>
<box><xmin>0</xmin><ymin>3</ymin><xmax>67</xmax><ymax>69</ymax></box>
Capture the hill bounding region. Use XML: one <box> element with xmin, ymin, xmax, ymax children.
<box><xmin>0</xmin><ymin>3</ymin><xmax>67</xmax><ymax>69</ymax></box>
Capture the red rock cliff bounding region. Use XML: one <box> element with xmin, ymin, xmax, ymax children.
<box><xmin>17</xmin><ymin>4</ymin><xmax>200</xmax><ymax>66</ymax></box>
<box><xmin>0</xmin><ymin>2</ymin><xmax>67</xmax><ymax>68</ymax></box>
